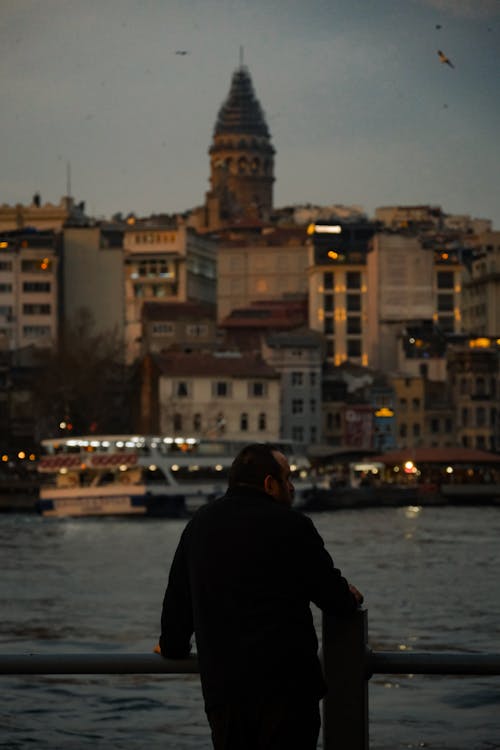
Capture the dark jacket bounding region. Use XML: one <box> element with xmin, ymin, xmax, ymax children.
<box><xmin>160</xmin><ymin>485</ymin><xmax>357</xmax><ymax>710</ymax></box>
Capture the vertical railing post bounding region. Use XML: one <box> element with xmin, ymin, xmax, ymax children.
<box><xmin>322</xmin><ymin>608</ymin><xmax>369</xmax><ymax>750</ymax></box>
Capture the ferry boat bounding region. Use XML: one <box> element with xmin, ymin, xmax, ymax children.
<box><xmin>36</xmin><ymin>435</ymin><xmax>314</xmax><ymax>518</ymax></box>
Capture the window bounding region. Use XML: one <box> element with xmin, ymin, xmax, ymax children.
<box><xmin>324</xmin><ymin>294</ymin><xmax>334</xmax><ymax>313</ymax></box>
<box><xmin>323</xmin><ymin>272</ymin><xmax>333</xmax><ymax>290</ymax></box>
<box><xmin>0</xmin><ymin>306</ymin><xmax>13</xmax><ymax>318</ymax></box>
<box><xmin>193</xmin><ymin>413</ymin><xmax>201</xmax><ymax>431</ymax></box>
<box><xmin>476</xmin><ymin>377</ymin><xmax>485</xmax><ymax>396</ymax></box>
<box><xmin>186</xmin><ymin>324</ymin><xmax>208</xmax><ymax>337</ymax></box>
<box><xmin>400</xmin><ymin>423</ymin><xmax>407</xmax><ymax>437</ymax></box>
<box><xmin>346</xmin><ymin>271</ymin><xmax>361</xmax><ymax>289</ymax></box>
<box><xmin>0</xmin><ymin>261</ymin><xmax>13</xmax><ymax>271</ymax></box>
<box><xmin>476</xmin><ymin>407</ymin><xmax>486</xmax><ymax>427</ymax></box>
<box><xmin>152</xmin><ymin>322</ymin><xmax>174</xmax><ymax>335</ymax></box>
<box><xmin>21</xmin><ymin>259</ymin><xmax>52</xmax><ymax>273</ymax></box>
<box><xmin>326</xmin><ymin>340</ymin><xmax>334</xmax><ymax>358</ymax></box>
<box><xmin>23</xmin><ymin>281</ymin><xmax>51</xmax><ymax>292</ymax></box>
<box><xmin>412</xmin><ymin>398</ymin><xmax>421</xmax><ymax>410</ymax></box>
<box><xmin>413</xmin><ymin>423</ymin><xmax>421</xmax><ymax>437</ymax></box>
<box><xmin>258</xmin><ymin>413</ymin><xmax>266</xmax><ymax>431</ymax></box>
<box><xmin>310</xmin><ymin>372</ymin><xmax>316</xmax><ymax>386</ymax></box>
<box><xmin>437</xmin><ymin>271</ymin><xmax>454</xmax><ymax>289</ymax></box>
<box><xmin>400</xmin><ymin>397</ymin><xmax>407</xmax><ymax>408</ymax></box>
<box><xmin>0</xmin><ymin>283</ymin><xmax>13</xmax><ymax>293</ymax></box>
<box><xmin>431</xmin><ymin>418</ymin><xmax>439</xmax><ymax>433</ymax></box>
<box><xmin>347</xmin><ymin>338</ymin><xmax>361</xmax><ymax>357</ymax></box>
<box><xmin>22</xmin><ymin>325</ymin><xmax>51</xmax><ymax>338</ymax></box>
<box><xmin>438</xmin><ymin>315</ymin><xmax>455</xmax><ymax>332</ymax></box>
<box><xmin>291</xmin><ymin>372</ymin><xmax>303</xmax><ymax>386</ymax></box>
<box><xmin>346</xmin><ymin>294</ymin><xmax>361</xmax><ymax>312</ymax></box>
<box><xmin>347</xmin><ymin>316</ymin><xmax>362</xmax><ymax>334</ymax></box>
<box><xmin>173</xmin><ymin>413</ymin><xmax>182</xmax><ymax>431</ymax></box>
<box><xmin>213</xmin><ymin>381</ymin><xmax>231</xmax><ymax>397</ymax></box>
<box><xmin>23</xmin><ymin>303</ymin><xmax>51</xmax><ymax>315</ymax></box>
<box><xmin>324</xmin><ymin>317</ymin><xmax>334</xmax><ymax>335</ymax></box>
<box><xmin>292</xmin><ymin>399</ymin><xmax>303</xmax><ymax>414</ymax></box>
<box><xmin>310</xmin><ymin>399</ymin><xmax>316</xmax><ymax>413</ymax></box>
<box><xmin>437</xmin><ymin>293</ymin><xmax>454</xmax><ymax>312</ymax></box>
<box><xmin>292</xmin><ymin>426</ymin><xmax>304</xmax><ymax>442</ymax></box>
<box><xmin>175</xmin><ymin>381</ymin><xmax>189</xmax><ymax>397</ymax></box>
<box><xmin>240</xmin><ymin>413</ymin><xmax>248</xmax><ymax>431</ymax></box>
<box><xmin>249</xmin><ymin>381</ymin><xmax>267</xmax><ymax>397</ymax></box>
<box><xmin>462</xmin><ymin>407</ymin><xmax>468</xmax><ymax>426</ymax></box>
<box><xmin>135</xmin><ymin>259</ymin><xmax>173</xmax><ymax>278</ymax></box>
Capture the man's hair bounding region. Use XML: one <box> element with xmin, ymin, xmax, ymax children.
<box><xmin>228</xmin><ymin>443</ymin><xmax>283</xmax><ymax>490</ymax></box>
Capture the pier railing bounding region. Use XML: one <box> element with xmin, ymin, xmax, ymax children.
<box><xmin>1</xmin><ymin>609</ymin><xmax>500</xmax><ymax>750</ymax></box>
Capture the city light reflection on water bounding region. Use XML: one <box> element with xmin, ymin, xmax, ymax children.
<box><xmin>1</xmin><ymin>506</ymin><xmax>499</xmax><ymax>749</ymax></box>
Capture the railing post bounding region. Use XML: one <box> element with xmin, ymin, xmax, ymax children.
<box><xmin>322</xmin><ymin>608</ymin><xmax>369</xmax><ymax>750</ymax></box>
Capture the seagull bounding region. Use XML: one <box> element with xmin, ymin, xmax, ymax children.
<box><xmin>175</xmin><ymin>50</ymin><xmax>190</xmax><ymax>55</ymax></box>
<box><xmin>438</xmin><ymin>50</ymin><xmax>454</xmax><ymax>68</ymax></box>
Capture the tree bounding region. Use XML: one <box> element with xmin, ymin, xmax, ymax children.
<box><xmin>32</xmin><ymin>308</ymin><xmax>132</xmax><ymax>438</ymax></box>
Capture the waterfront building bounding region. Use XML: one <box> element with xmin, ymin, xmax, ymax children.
<box><xmin>137</xmin><ymin>350</ymin><xmax>280</xmax><ymax>441</ymax></box>
<box><xmin>140</xmin><ymin>301</ymin><xmax>218</xmax><ymax>356</ymax></box>
<box><xmin>123</xmin><ymin>217</ymin><xmax>216</xmax><ymax>363</ymax></box>
<box><xmin>219</xmin><ymin>298</ymin><xmax>308</xmax><ymax>352</ymax></box>
<box><xmin>261</xmin><ymin>328</ymin><xmax>324</xmax><ymax>445</ymax></box>
<box><xmin>307</xmin><ymin>220</ymin><xmax>377</xmax><ymax>367</ymax></box>
<box><xmin>462</xmin><ymin>230</ymin><xmax>500</xmax><ymax>337</ymax></box>
<box><xmin>0</xmin><ymin>194</ymin><xmax>88</xmax><ymax>233</ymax></box>
<box><xmin>366</xmin><ymin>231</ymin><xmax>464</xmax><ymax>373</ymax></box>
<box><xmin>62</xmin><ymin>224</ymin><xmax>125</xmax><ymax>344</ymax></box>
<box><xmin>0</xmin><ymin>229</ymin><xmax>59</xmax><ymax>351</ymax></box>
<box><xmin>447</xmin><ymin>339</ymin><xmax>500</xmax><ymax>452</ymax></box>
<box><xmin>216</xmin><ymin>226</ymin><xmax>308</xmax><ymax>321</ymax></box>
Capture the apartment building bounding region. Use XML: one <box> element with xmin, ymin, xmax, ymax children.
<box><xmin>308</xmin><ymin>221</ymin><xmax>376</xmax><ymax>367</ymax></box>
<box><xmin>0</xmin><ymin>229</ymin><xmax>59</xmax><ymax>351</ymax></box>
<box><xmin>216</xmin><ymin>226</ymin><xmax>308</xmax><ymax>321</ymax></box>
<box><xmin>123</xmin><ymin>218</ymin><xmax>216</xmax><ymax>362</ymax></box>
<box><xmin>139</xmin><ymin>351</ymin><xmax>280</xmax><ymax>441</ymax></box>
<box><xmin>462</xmin><ymin>231</ymin><xmax>500</xmax><ymax>337</ymax></box>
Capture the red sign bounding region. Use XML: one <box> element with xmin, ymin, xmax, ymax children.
<box><xmin>343</xmin><ymin>406</ymin><xmax>374</xmax><ymax>449</ymax></box>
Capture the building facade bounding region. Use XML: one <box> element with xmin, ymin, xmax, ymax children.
<box><xmin>123</xmin><ymin>219</ymin><xmax>216</xmax><ymax>362</ymax></box>
<box><xmin>216</xmin><ymin>227</ymin><xmax>308</xmax><ymax>321</ymax></box>
<box><xmin>262</xmin><ymin>329</ymin><xmax>324</xmax><ymax>445</ymax></box>
<box><xmin>308</xmin><ymin>221</ymin><xmax>376</xmax><ymax>367</ymax></box>
<box><xmin>0</xmin><ymin>229</ymin><xmax>59</xmax><ymax>351</ymax></box>
<box><xmin>151</xmin><ymin>351</ymin><xmax>280</xmax><ymax>441</ymax></box>
<box><xmin>462</xmin><ymin>231</ymin><xmax>500</xmax><ymax>337</ymax></box>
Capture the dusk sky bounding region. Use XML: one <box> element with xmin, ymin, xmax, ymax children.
<box><xmin>2</xmin><ymin>0</ymin><xmax>499</xmax><ymax>227</ymax></box>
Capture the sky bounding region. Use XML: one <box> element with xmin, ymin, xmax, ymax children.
<box><xmin>1</xmin><ymin>0</ymin><xmax>499</xmax><ymax>227</ymax></box>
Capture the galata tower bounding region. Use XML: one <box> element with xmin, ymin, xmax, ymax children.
<box><xmin>203</xmin><ymin>64</ymin><xmax>275</xmax><ymax>229</ymax></box>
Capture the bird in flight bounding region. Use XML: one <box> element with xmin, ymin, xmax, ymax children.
<box><xmin>175</xmin><ymin>50</ymin><xmax>190</xmax><ymax>55</ymax></box>
<box><xmin>438</xmin><ymin>50</ymin><xmax>454</xmax><ymax>68</ymax></box>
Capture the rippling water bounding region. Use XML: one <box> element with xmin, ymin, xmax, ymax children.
<box><xmin>1</xmin><ymin>507</ymin><xmax>499</xmax><ymax>749</ymax></box>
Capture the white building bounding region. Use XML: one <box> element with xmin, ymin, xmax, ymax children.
<box><xmin>153</xmin><ymin>351</ymin><xmax>280</xmax><ymax>441</ymax></box>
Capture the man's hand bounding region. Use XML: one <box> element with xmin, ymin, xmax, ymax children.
<box><xmin>349</xmin><ymin>583</ymin><xmax>364</xmax><ymax>606</ymax></box>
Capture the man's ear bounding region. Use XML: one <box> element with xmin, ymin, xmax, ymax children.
<box><xmin>263</xmin><ymin>474</ymin><xmax>276</xmax><ymax>496</ymax></box>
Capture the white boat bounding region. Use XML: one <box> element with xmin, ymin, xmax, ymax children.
<box><xmin>36</xmin><ymin>435</ymin><xmax>314</xmax><ymax>518</ymax></box>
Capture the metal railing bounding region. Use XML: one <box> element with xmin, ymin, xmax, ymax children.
<box><xmin>1</xmin><ymin>609</ymin><xmax>499</xmax><ymax>750</ymax></box>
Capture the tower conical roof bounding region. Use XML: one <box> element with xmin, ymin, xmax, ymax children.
<box><xmin>214</xmin><ymin>66</ymin><xmax>270</xmax><ymax>137</ymax></box>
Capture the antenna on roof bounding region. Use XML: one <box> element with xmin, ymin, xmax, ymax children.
<box><xmin>66</xmin><ymin>161</ymin><xmax>72</xmax><ymax>197</ymax></box>
<box><xmin>239</xmin><ymin>45</ymin><xmax>244</xmax><ymax>68</ymax></box>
